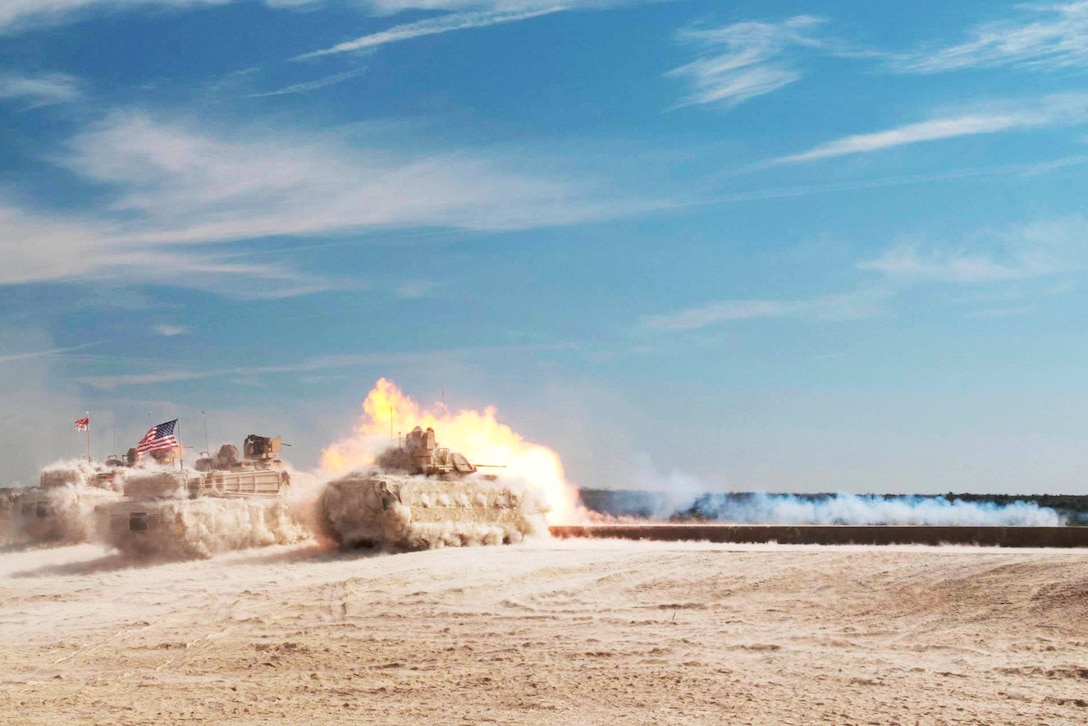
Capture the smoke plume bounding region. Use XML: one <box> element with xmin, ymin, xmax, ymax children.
<box><xmin>321</xmin><ymin>378</ymin><xmax>586</xmax><ymax>524</ymax></box>
<box><xmin>686</xmin><ymin>492</ymin><xmax>1064</xmax><ymax>527</ymax></box>
<box><xmin>1</xmin><ymin>459</ymin><xmax>126</xmax><ymax>545</ymax></box>
<box><xmin>97</xmin><ymin>497</ymin><xmax>311</xmax><ymax>560</ymax></box>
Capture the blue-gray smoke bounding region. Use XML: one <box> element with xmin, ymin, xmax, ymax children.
<box><xmin>684</xmin><ymin>492</ymin><xmax>1064</xmax><ymax>527</ymax></box>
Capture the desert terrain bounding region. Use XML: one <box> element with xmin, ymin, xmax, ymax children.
<box><xmin>2</xmin><ymin>538</ymin><xmax>1087</xmax><ymax>725</ymax></box>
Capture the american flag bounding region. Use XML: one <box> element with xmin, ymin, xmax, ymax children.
<box><xmin>75</xmin><ymin>417</ymin><xmax>89</xmax><ymax>432</ymax></box>
<box><xmin>136</xmin><ymin>418</ymin><xmax>179</xmax><ymax>454</ymax></box>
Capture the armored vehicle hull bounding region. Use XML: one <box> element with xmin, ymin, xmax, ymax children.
<box><xmin>321</xmin><ymin>473</ymin><xmax>546</xmax><ymax>551</ymax></box>
<box><xmin>320</xmin><ymin>426</ymin><xmax>546</xmax><ymax>551</ymax></box>
<box><xmin>1</xmin><ymin>461</ymin><xmax>126</xmax><ymax>545</ymax></box>
<box><xmin>95</xmin><ymin>466</ymin><xmax>303</xmax><ymax>559</ymax></box>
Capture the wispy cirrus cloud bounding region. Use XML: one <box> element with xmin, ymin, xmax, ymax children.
<box><xmin>895</xmin><ymin>1</ymin><xmax>1088</xmax><ymax>74</ymax></box>
<box><xmin>642</xmin><ymin>288</ymin><xmax>890</xmax><ymax>331</ymax></box>
<box><xmin>0</xmin><ymin>71</ymin><xmax>81</xmax><ymax>107</ymax></box>
<box><xmin>667</xmin><ymin>16</ymin><xmax>827</xmax><ymax>109</ymax></box>
<box><xmin>858</xmin><ymin>247</ymin><xmax>1060</xmax><ymax>284</ymax></box>
<box><xmin>65</xmin><ymin>110</ymin><xmax>615</xmax><ymax>241</ymax></box>
<box><xmin>244</xmin><ymin>68</ymin><xmax>366</xmax><ymax>98</ymax></box>
<box><xmin>75</xmin><ymin>341</ymin><xmax>575</xmax><ymax>389</ymax></box>
<box><xmin>153</xmin><ymin>324</ymin><xmax>189</xmax><ymax>336</ymax></box>
<box><xmin>860</xmin><ymin>217</ymin><xmax>1088</xmax><ymax>285</ymax></box>
<box><xmin>0</xmin><ymin>199</ymin><xmax>326</xmax><ymax>297</ymax></box>
<box><xmin>0</xmin><ymin>342</ymin><xmax>95</xmax><ymax>365</ymax></box>
<box><xmin>0</xmin><ymin>0</ymin><xmax>237</xmax><ymax>33</ymax></box>
<box><xmin>0</xmin><ymin>109</ymin><xmax>630</xmax><ymax>293</ymax></box>
<box><xmin>644</xmin><ymin>216</ymin><xmax>1087</xmax><ymax>334</ymax></box>
<box><xmin>0</xmin><ymin>0</ymin><xmax>654</xmax><ymax>35</ymax></box>
<box><xmin>765</xmin><ymin>94</ymin><xmax>1088</xmax><ymax>166</ymax></box>
<box><xmin>296</xmin><ymin>6</ymin><xmax>564</xmax><ymax>58</ymax></box>
<box><xmin>395</xmin><ymin>279</ymin><xmax>438</xmax><ymax>299</ymax></box>
<box><xmin>359</xmin><ymin>0</ymin><xmax>651</xmax><ymax>14</ymax></box>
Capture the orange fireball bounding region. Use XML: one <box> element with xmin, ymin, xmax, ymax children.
<box><xmin>321</xmin><ymin>378</ymin><xmax>584</xmax><ymax>524</ymax></box>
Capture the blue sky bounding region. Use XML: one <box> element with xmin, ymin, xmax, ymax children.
<box><xmin>2</xmin><ymin>0</ymin><xmax>1088</xmax><ymax>494</ymax></box>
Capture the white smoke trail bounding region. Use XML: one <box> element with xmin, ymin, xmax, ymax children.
<box><xmin>594</xmin><ymin>458</ymin><xmax>1066</xmax><ymax>526</ymax></box>
<box><xmin>687</xmin><ymin>492</ymin><xmax>1064</xmax><ymax>527</ymax></box>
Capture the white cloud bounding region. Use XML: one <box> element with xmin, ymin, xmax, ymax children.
<box><xmin>152</xmin><ymin>324</ymin><xmax>189</xmax><ymax>336</ymax></box>
<box><xmin>859</xmin><ymin>217</ymin><xmax>1088</xmax><ymax>286</ymax></box>
<box><xmin>361</xmin><ymin>0</ymin><xmax>644</xmax><ymax>13</ymax></box>
<box><xmin>667</xmin><ymin>16</ymin><xmax>825</xmax><ymax>108</ymax></box>
<box><xmin>0</xmin><ymin>199</ymin><xmax>325</xmax><ymax>295</ymax></box>
<box><xmin>0</xmin><ymin>202</ymin><xmax>114</xmax><ymax>285</ymax></box>
<box><xmin>75</xmin><ymin>341</ymin><xmax>575</xmax><ymax>389</ymax></box>
<box><xmin>395</xmin><ymin>279</ymin><xmax>438</xmax><ymax>299</ymax></box>
<box><xmin>0</xmin><ymin>0</ymin><xmax>234</xmax><ymax>33</ymax></box>
<box><xmin>0</xmin><ymin>327</ymin><xmax>88</xmax><ymax>486</ymax></box>
<box><xmin>859</xmin><ymin>246</ymin><xmax>1060</xmax><ymax>284</ymax></box>
<box><xmin>0</xmin><ymin>72</ymin><xmax>81</xmax><ymax>107</ymax></box>
<box><xmin>0</xmin><ymin>110</ymin><xmax>627</xmax><ymax>292</ymax></box>
<box><xmin>645</xmin><ymin>217</ymin><xmax>1088</xmax><ymax>334</ymax></box>
<box><xmin>766</xmin><ymin>94</ymin><xmax>1088</xmax><ymax>165</ymax></box>
<box><xmin>642</xmin><ymin>288</ymin><xmax>889</xmax><ymax>331</ymax></box>
<box><xmin>67</xmin><ymin>110</ymin><xmax>613</xmax><ymax>238</ymax></box>
<box><xmin>296</xmin><ymin>6</ymin><xmax>564</xmax><ymax>58</ymax></box>
<box><xmin>244</xmin><ymin>68</ymin><xmax>367</xmax><ymax>98</ymax></box>
<box><xmin>0</xmin><ymin>343</ymin><xmax>94</xmax><ymax>364</ymax></box>
<box><xmin>0</xmin><ymin>0</ymin><xmax>651</xmax><ymax>35</ymax></box>
<box><xmin>896</xmin><ymin>1</ymin><xmax>1088</xmax><ymax>74</ymax></box>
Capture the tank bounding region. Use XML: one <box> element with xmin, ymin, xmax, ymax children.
<box><xmin>320</xmin><ymin>426</ymin><xmax>547</xmax><ymax>551</ymax></box>
<box><xmin>94</xmin><ymin>435</ymin><xmax>305</xmax><ymax>559</ymax></box>
<box><xmin>0</xmin><ymin>487</ymin><xmax>24</xmax><ymax>544</ymax></box>
<box><xmin>2</xmin><ymin>458</ymin><xmax>129</xmax><ymax>545</ymax></box>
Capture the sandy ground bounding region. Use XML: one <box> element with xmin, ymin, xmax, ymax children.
<box><xmin>2</xmin><ymin>538</ymin><xmax>1088</xmax><ymax>725</ymax></box>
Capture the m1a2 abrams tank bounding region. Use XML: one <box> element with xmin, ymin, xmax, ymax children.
<box><xmin>2</xmin><ymin>458</ymin><xmax>128</xmax><ymax>545</ymax></box>
<box><xmin>0</xmin><ymin>487</ymin><xmax>25</xmax><ymax>544</ymax></box>
<box><xmin>95</xmin><ymin>435</ymin><xmax>306</xmax><ymax>559</ymax></box>
<box><xmin>321</xmin><ymin>425</ymin><xmax>547</xmax><ymax>551</ymax></box>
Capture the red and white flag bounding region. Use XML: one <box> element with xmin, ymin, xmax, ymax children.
<box><xmin>136</xmin><ymin>418</ymin><xmax>179</xmax><ymax>453</ymax></box>
<box><xmin>75</xmin><ymin>417</ymin><xmax>89</xmax><ymax>432</ymax></box>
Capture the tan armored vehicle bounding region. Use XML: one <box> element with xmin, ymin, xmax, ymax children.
<box><xmin>321</xmin><ymin>425</ymin><xmax>546</xmax><ymax>551</ymax></box>
<box><xmin>0</xmin><ymin>487</ymin><xmax>24</xmax><ymax>544</ymax></box>
<box><xmin>3</xmin><ymin>458</ymin><xmax>128</xmax><ymax>545</ymax></box>
<box><xmin>95</xmin><ymin>435</ymin><xmax>302</xmax><ymax>559</ymax></box>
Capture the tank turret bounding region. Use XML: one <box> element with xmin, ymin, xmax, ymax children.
<box><xmin>376</xmin><ymin>426</ymin><xmax>478</xmax><ymax>477</ymax></box>
<box><xmin>243</xmin><ymin>434</ymin><xmax>282</xmax><ymax>466</ymax></box>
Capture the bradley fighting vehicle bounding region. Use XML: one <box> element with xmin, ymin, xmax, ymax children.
<box><xmin>1</xmin><ymin>457</ymin><xmax>128</xmax><ymax>545</ymax></box>
<box><xmin>95</xmin><ymin>435</ymin><xmax>302</xmax><ymax>559</ymax></box>
<box><xmin>320</xmin><ymin>425</ymin><xmax>547</xmax><ymax>551</ymax></box>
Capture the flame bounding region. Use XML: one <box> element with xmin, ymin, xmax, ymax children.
<box><xmin>321</xmin><ymin>378</ymin><xmax>584</xmax><ymax>524</ymax></box>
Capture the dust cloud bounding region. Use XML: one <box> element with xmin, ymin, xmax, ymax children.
<box><xmin>684</xmin><ymin>492</ymin><xmax>1065</xmax><ymax>526</ymax></box>
<box><xmin>321</xmin><ymin>473</ymin><xmax>548</xmax><ymax>551</ymax></box>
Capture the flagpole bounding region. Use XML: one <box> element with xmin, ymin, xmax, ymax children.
<box><xmin>85</xmin><ymin>411</ymin><xmax>91</xmax><ymax>462</ymax></box>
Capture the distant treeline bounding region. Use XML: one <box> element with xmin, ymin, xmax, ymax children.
<box><xmin>577</xmin><ymin>489</ymin><xmax>1088</xmax><ymax>524</ymax></box>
